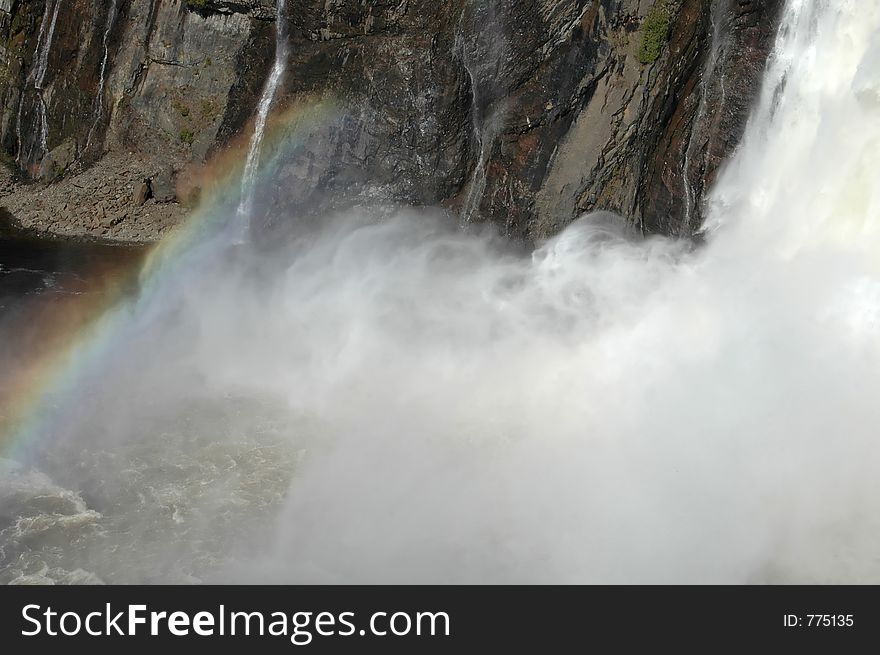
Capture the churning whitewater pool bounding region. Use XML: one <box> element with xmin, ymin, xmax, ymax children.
<box><xmin>2</xmin><ymin>0</ymin><xmax>880</xmax><ymax>584</ymax></box>
<box><xmin>0</xmin><ymin>399</ymin><xmax>302</xmax><ymax>584</ymax></box>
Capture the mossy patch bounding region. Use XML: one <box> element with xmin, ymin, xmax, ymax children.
<box><xmin>171</xmin><ymin>99</ymin><xmax>190</xmax><ymax>118</ymax></box>
<box><xmin>639</xmin><ymin>1</ymin><xmax>672</xmax><ymax>65</ymax></box>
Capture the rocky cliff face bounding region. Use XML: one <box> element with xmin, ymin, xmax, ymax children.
<box><xmin>0</xmin><ymin>0</ymin><xmax>783</xmax><ymax>242</ymax></box>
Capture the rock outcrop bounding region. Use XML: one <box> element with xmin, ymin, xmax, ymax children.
<box><xmin>0</xmin><ymin>0</ymin><xmax>784</xmax><ymax>242</ymax></box>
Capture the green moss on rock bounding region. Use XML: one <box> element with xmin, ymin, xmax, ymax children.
<box><xmin>639</xmin><ymin>2</ymin><xmax>671</xmax><ymax>65</ymax></box>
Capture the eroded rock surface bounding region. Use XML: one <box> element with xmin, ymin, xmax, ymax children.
<box><xmin>0</xmin><ymin>0</ymin><xmax>784</xmax><ymax>242</ymax></box>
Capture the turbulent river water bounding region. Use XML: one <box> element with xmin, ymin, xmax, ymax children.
<box><xmin>2</xmin><ymin>0</ymin><xmax>880</xmax><ymax>584</ymax></box>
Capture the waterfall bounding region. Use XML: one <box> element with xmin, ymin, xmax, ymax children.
<box><xmin>705</xmin><ymin>0</ymin><xmax>880</xmax><ymax>246</ymax></box>
<box><xmin>33</xmin><ymin>0</ymin><xmax>61</xmax><ymax>157</ymax></box>
<box><xmin>455</xmin><ymin>3</ymin><xmax>504</xmax><ymax>225</ymax></box>
<box><xmin>16</xmin><ymin>0</ymin><xmax>61</xmax><ymax>166</ymax></box>
<box><xmin>235</xmin><ymin>0</ymin><xmax>289</xmax><ymax>240</ymax></box>
<box><xmin>33</xmin><ymin>0</ymin><xmax>61</xmax><ymax>95</ymax></box>
<box><xmin>85</xmin><ymin>0</ymin><xmax>120</xmax><ymax>155</ymax></box>
<box><xmin>681</xmin><ymin>0</ymin><xmax>729</xmax><ymax>232</ymax></box>
<box><xmin>457</xmin><ymin>18</ymin><xmax>487</xmax><ymax>224</ymax></box>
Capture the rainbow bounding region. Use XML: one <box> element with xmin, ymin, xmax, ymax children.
<box><xmin>0</xmin><ymin>97</ymin><xmax>340</xmax><ymax>464</ymax></box>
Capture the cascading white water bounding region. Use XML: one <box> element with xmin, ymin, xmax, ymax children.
<box><xmin>15</xmin><ymin>0</ymin><xmax>61</xmax><ymax>165</ymax></box>
<box><xmin>705</xmin><ymin>0</ymin><xmax>880</xmax><ymax>246</ymax></box>
<box><xmin>84</xmin><ymin>0</ymin><xmax>120</xmax><ymax>154</ymax></box>
<box><xmin>456</xmin><ymin>22</ymin><xmax>488</xmax><ymax>224</ymax></box>
<box><xmin>459</xmin><ymin>68</ymin><xmax>487</xmax><ymax>223</ymax></box>
<box><xmin>33</xmin><ymin>0</ymin><xmax>61</xmax><ymax>157</ymax></box>
<box><xmin>32</xmin><ymin>0</ymin><xmax>61</xmax><ymax>97</ymax></box>
<box><xmin>4</xmin><ymin>0</ymin><xmax>880</xmax><ymax>584</ymax></box>
<box><xmin>682</xmin><ymin>0</ymin><xmax>729</xmax><ymax>231</ymax></box>
<box><xmin>455</xmin><ymin>2</ymin><xmax>505</xmax><ymax>224</ymax></box>
<box><xmin>235</xmin><ymin>0</ymin><xmax>289</xmax><ymax>239</ymax></box>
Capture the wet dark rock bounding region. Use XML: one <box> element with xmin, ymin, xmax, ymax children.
<box><xmin>639</xmin><ymin>0</ymin><xmax>786</xmax><ymax>235</ymax></box>
<box><xmin>0</xmin><ymin>0</ymin><xmax>784</xmax><ymax>242</ymax></box>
